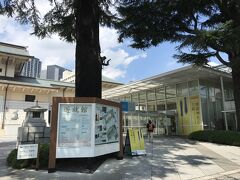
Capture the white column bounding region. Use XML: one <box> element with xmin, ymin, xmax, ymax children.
<box><xmin>220</xmin><ymin>76</ymin><xmax>228</xmax><ymax>130</ymax></box>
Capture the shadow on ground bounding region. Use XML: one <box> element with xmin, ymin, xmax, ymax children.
<box><xmin>56</xmin><ymin>153</ymin><xmax>117</xmax><ymax>173</ymax></box>
<box><xmin>1</xmin><ymin>136</ymin><xmax>238</xmax><ymax>180</ymax></box>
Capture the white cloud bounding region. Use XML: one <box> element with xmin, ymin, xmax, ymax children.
<box><xmin>0</xmin><ymin>16</ymin><xmax>75</xmax><ymax>69</ymax></box>
<box><xmin>0</xmin><ymin>6</ymin><xmax>147</xmax><ymax>80</ymax></box>
<box><xmin>101</xmin><ymin>48</ymin><xmax>147</xmax><ymax>79</ymax></box>
<box><xmin>102</xmin><ymin>67</ymin><xmax>126</xmax><ymax>79</ymax></box>
<box><xmin>123</xmin><ymin>53</ymin><xmax>147</xmax><ymax>66</ymax></box>
<box><xmin>100</xmin><ymin>27</ymin><xmax>120</xmax><ymax>50</ymax></box>
<box><xmin>208</xmin><ymin>61</ymin><xmax>220</xmax><ymax>67</ymax></box>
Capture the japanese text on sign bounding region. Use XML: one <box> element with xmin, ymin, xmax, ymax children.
<box><xmin>17</xmin><ymin>144</ymin><xmax>38</xmax><ymax>160</ymax></box>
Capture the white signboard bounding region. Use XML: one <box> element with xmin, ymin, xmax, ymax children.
<box><xmin>17</xmin><ymin>144</ymin><xmax>38</xmax><ymax>160</ymax></box>
<box><xmin>58</xmin><ymin>103</ymin><xmax>92</xmax><ymax>147</ymax></box>
<box><xmin>95</xmin><ymin>104</ymin><xmax>119</xmax><ymax>145</ymax></box>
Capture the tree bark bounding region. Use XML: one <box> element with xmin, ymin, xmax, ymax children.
<box><xmin>74</xmin><ymin>0</ymin><xmax>102</xmax><ymax>98</ymax></box>
<box><xmin>232</xmin><ymin>66</ymin><xmax>240</xmax><ymax>131</ymax></box>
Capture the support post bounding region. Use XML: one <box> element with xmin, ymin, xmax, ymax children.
<box><xmin>117</xmin><ymin>107</ymin><xmax>123</xmax><ymax>160</ymax></box>
<box><xmin>220</xmin><ymin>76</ymin><xmax>228</xmax><ymax>130</ymax></box>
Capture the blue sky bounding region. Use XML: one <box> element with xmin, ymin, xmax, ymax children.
<box><xmin>119</xmin><ymin>42</ymin><xmax>183</xmax><ymax>83</ymax></box>
<box><xmin>0</xmin><ymin>1</ymin><xmax>221</xmax><ymax>84</ymax></box>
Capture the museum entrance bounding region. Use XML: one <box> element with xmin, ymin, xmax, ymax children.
<box><xmin>122</xmin><ymin>110</ymin><xmax>177</xmax><ymax>136</ymax></box>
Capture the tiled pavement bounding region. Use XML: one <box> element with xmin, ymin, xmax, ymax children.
<box><xmin>0</xmin><ymin>136</ymin><xmax>240</xmax><ymax>180</ymax></box>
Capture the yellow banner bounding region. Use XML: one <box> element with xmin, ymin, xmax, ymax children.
<box><xmin>177</xmin><ymin>96</ymin><xmax>203</xmax><ymax>135</ymax></box>
<box><xmin>128</xmin><ymin>128</ymin><xmax>146</xmax><ymax>155</ymax></box>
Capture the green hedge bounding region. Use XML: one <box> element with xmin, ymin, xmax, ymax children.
<box><xmin>189</xmin><ymin>130</ymin><xmax>240</xmax><ymax>146</ymax></box>
<box><xmin>7</xmin><ymin>144</ymin><xmax>49</xmax><ymax>169</ymax></box>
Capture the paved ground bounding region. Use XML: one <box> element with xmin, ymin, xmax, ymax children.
<box><xmin>0</xmin><ymin>136</ymin><xmax>240</xmax><ymax>180</ymax></box>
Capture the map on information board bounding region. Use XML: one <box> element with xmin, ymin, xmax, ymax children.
<box><xmin>95</xmin><ymin>104</ymin><xmax>119</xmax><ymax>145</ymax></box>
<box><xmin>58</xmin><ymin>103</ymin><xmax>92</xmax><ymax>147</ymax></box>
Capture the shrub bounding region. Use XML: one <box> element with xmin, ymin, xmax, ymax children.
<box><xmin>7</xmin><ymin>149</ymin><xmax>33</xmax><ymax>169</ymax></box>
<box><xmin>189</xmin><ymin>130</ymin><xmax>240</xmax><ymax>146</ymax></box>
<box><xmin>38</xmin><ymin>144</ymin><xmax>49</xmax><ymax>167</ymax></box>
<box><xmin>7</xmin><ymin>144</ymin><xmax>49</xmax><ymax>169</ymax></box>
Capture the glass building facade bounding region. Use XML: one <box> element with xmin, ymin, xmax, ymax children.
<box><xmin>104</xmin><ymin>66</ymin><xmax>236</xmax><ymax>135</ymax></box>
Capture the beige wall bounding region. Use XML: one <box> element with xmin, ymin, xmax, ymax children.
<box><xmin>0</xmin><ymin>84</ymin><xmax>76</xmax><ymax>137</ymax></box>
<box><xmin>0</xmin><ymin>61</ymin><xmax>15</xmax><ymax>77</ymax></box>
<box><xmin>0</xmin><ymin>80</ymin><xmax>119</xmax><ymax>137</ymax></box>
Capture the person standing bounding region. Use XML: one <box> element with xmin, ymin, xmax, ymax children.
<box><xmin>146</xmin><ymin>120</ymin><xmax>155</xmax><ymax>142</ymax></box>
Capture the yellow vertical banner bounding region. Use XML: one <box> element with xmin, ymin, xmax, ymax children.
<box><xmin>177</xmin><ymin>96</ymin><xmax>203</xmax><ymax>135</ymax></box>
<box><xmin>177</xmin><ymin>96</ymin><xmax>190</xmax><ymax>135</ymax></box>
<box><xmin>189</xmin><ymin>96</ymin><xmax>203</xmax><ymax>132</ymax></box>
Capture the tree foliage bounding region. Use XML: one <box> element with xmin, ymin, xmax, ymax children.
<box><xmin>0</xmin><ymin>0</ymin><xmax>117</xmax><ymax>41</ymax></box>
<box><xmin>116</xmin><ymin>0</ymin><xmax>240</xmax><ymax>68</ymax></box>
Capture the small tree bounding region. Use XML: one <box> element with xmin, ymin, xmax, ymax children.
<box><xmin>0</xmin><ymin>0</ymin><xmax>117</xmax><ymax>98</ymax></box>
<box><xmin>116</xmin><ymin>0</ymin><xmax>240</xmax><ymax>131</ymax></box>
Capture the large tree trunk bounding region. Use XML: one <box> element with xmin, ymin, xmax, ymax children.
<box><xmin>232</xmin><ymin>66</ymin><xmax>240</xmax><ymax>131</ymax></box>
<box><xmin>74</xmin><ymin>0</ymin><xmax>102</xmax><ymax>98</ymax></box>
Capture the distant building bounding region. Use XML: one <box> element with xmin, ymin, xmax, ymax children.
<box><xmin>21</xmin><ymin>58</ymin><xmax>42</xmax><ymax>78</ymax></box>
<box><xmin>40</xmin><ymin>69</ymin><xmax>47</xmax><ymax>79</ymax></box>
<box><xmin>46</xmin><ymin>65</ymin><xmax>69</xmax><ymax>81</ymax></box>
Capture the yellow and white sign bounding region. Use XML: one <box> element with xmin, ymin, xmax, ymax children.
<box><xmin>126</xmin><ymin>128</ymin><xmax>146</xmax><ymax>156</ymax></box>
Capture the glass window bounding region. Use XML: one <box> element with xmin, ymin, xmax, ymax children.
<box><xmin>224</xmin><ymin>88</ymin><xmax>234</xmax><ymax>101</ymax></box>
<box><xmin>188</xmin><ymin>80</ymin><xmax>199</xmax><ymax>96</ymax></box>
<box><xmin>156</xmin><ymin>86</ymin><xmax>165</xmax><ymax>100</ymax></box>
<box><xmin>131</xmin><ymin>114</ymin><xmax>139</xmax><ymax>127</ymax></box>
<box><xmin>147</xmin><ymin>101</ymin><xmax>156</xmax><ymax>112</ymax></box>
<box><xmin>176</xmin><ymin>83</ymin><xmax>188</xmax><ymax>97</ymax></box>
<box><xmin>131</xmin><ymin>93</ymin><xmax>139</xmax><ymax>103</ymax></box>
<box><xmin>157</xmin><ymin>101</ymin><xmax>165</xmax><ymax>111</ymax></box>
<box><xmin>147</xmin><ymin>89</ymin><xmax>156</xmax><ymax>101</ymax></box>
<box><xmin>208</xmin><ymin>87</ymin><xmax>215</xmax><ymax>97</ymax></box>
<box><xmin>139</xmin><ymin>92</ymin><xmax>146</xmax><ymax>102</ymax></box>
<box><xmin>200</xmin><ymin>85</ymin><xmax>207</xmax><ymax>97</ymax></box>
<box><xmin>166</xmin><ymin>98</ymin><xmax>176</xmax><ymax>110</ymax></box>
<box><xmin>215</xmin><ymin>88</ymin><xmax>222</xmax><ymax>98</ymax></box>
<box><xmin>224</xmin><ymin>81</ymin><xmax>234</xmax><ymax>101</ymax></box>
<box><xmin>124</xmin><ymin>95</ymin><xmax>131</xmax><ymax>101</ymax></box>
<box><xmin>25</xmin><ymin>95</ymin><xmax>35</xmax><ymax>102</ymax></box>
<box><xmin>166</xmin><ymin>85</ymin><xmax>176</xmax><ymax>99</ymax></box>
<box><xmin>32</xmin><ymin>112</ymin><xmax>40</xmax><ymax>118</ymax></box>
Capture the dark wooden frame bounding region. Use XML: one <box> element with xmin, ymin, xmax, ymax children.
<box><xmin>48</xmin><ymin>97</ymin><xmax>123</xmax><ymax>173</ymax></box>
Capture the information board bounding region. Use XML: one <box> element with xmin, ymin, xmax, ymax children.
<box><xmin>17</xmin><ymin>144</ymin><xmax>38</xmax><ymax>160</ymax></box>
<box><xmin>57</xmin><ymin>103</ymin><xmax>92</xmax><ymax>147</ymax></box>
<box><xmin>95</xmin><ymin>104</ymin><xmax>119</xmax><ymax>145</ymax></box>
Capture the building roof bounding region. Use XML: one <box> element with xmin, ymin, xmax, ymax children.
<box><xmin>0</xmin><ymin>76</ymin><xmax>75</xmax><ymax>89</ymax></box>
<box><xmin>0</xmin><ymin>42</ymin><xmax>32</xmax><ymax>58</ymax></box>
<box><xmin>61</xmin><ymin>70</ymin><xmax>122</xmax><ymax>85</ymax></box>
<box><xmin>102</xmin><ymin>65</ymin><xmax>232</xmax><ymax>99</ymax></box>
<box><xmin>102</xmin><ymin>75</ymin><xmax>122</xmax><ymax>85</ymax></box>
<box><xmin>0</xmin><ymin>75</ymin><xmax>122</xmax><ymax>89</ymax></box>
